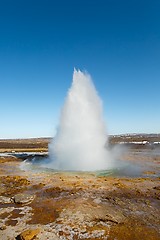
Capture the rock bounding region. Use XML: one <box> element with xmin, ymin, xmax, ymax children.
<box><xmin>94</xmin><ymin>205</ymin><xmax>126</xmax><ymax>224</ymax></box>
<box><xmin>12</xmin><ymin>193</ymin><xmax>35</xmax><ymax>205</ymax></box>
<box><xmin>0</xmin><ymin>225</ymin><xmax>7</xmax><ymax>230</ymax></box>
<box><xmin>104</xmin><ymin>208</ymin><xmax>126</xmax><ymax>224</ymax></box>
<box><xmin>153</xmin><ymin>185</ymin><xmax>160</xmax><ymax>190</ymax></box>
<box><xmin>80</xmin><ymin>228</ymin><xmax>87</xmax><ymax>233</ymax></box>
<box><xmin>16</xmin><ymin>228</ymin><xmax>40</xmax><ymax>240</ymax></box>
<box><xmin>0</xmin><ymin>156</ymin><xmax>19</xmax><ymax>163</ymax></box>
<box><xmin>0</xmin><ymin>196</ymin><xmax>12</xmax><ymax>204</ymax></box>
<box><xmin>93</xmin><ymin>198</ymin><xmax>101</xmax><ymax>204</ymax></box>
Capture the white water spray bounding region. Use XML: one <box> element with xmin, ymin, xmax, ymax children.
<box><xmin>49</xmin><ymin>69</ymin><xmax>112</xmax><ymax>171</ymax></box>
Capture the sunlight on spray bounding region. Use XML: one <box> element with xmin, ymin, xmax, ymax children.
<box><xmin>48</xmin><ymin>69</ymin><xmax>114</xmax><ymax>171</ymax></box>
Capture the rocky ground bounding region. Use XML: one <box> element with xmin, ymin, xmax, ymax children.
<box><xmin>0</xmin><ymin>138</ymin><xmax>160</xmax><ymax>239</ymax></box>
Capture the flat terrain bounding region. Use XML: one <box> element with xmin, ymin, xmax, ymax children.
<box><xmin>0</xmin><ymin>135</ymin><xmax>159</xmax><ymax>239</ymax></box>
<box><xmin>0</xmin><ymin>134</ymin><xmax>160</xmax><ymax>152</ymax></box>
<box><xmin>0</xmin><ymin>138</ymin><xmax>49</xmax><ymax>153</ymax></box>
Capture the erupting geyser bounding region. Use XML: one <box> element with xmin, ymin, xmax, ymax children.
<box><xmin>49</xmin><ymin>69</ymin><xmax>112</xmax><ymax>171</ymax></box>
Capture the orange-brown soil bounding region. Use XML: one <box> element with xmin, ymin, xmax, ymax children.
<box><xmin>0</xmin><ymin>142</ymin><xmax>159</xmax><ymax>239</ymax></box>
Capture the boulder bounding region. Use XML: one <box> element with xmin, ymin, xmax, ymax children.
<box><xmin>16</xmin><ymin>229</ymin><xmax>40</xmax><ymax>240</ymax></box>
<box><xmin>0</xmin><ymin>196</ymin><xmax>12</xmax><ymax>204</ymax></box>
<box><xmin>12</xmin><ymin>193</ymin><xmax>35</xmax><ymax>205</ymax></box>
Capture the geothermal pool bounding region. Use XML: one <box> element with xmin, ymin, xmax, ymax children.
<box><xmin>17</xmin><ymin>152</ymin><xmax>155</xmax><ymax>178</ymax></box>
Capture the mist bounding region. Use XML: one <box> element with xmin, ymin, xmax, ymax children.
<box><xmin>49</xmin><ymin>69</ymin><xmax>113</xmax><ymax>171</ymax></box>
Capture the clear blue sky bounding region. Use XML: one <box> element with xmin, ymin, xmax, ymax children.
<box><xmin>0</xmin><ymin>0</ymin><xmax>160</xmax><ymax>139</ymax></box>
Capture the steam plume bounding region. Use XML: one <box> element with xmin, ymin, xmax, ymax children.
<box><xmin>49</xmin><ymin>69</ymin><xmax>112</xmax><ymax>171</ymax></box>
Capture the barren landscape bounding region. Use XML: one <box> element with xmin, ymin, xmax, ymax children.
<box><xmin>1</xmin><ymin>0</ymin><xmax>160</xmax><ymax>239</ymax></box>
<box><xmin>0</xmin><ymin>135</ymin><xmax>159</xmax><ymax>240</ymax></box>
